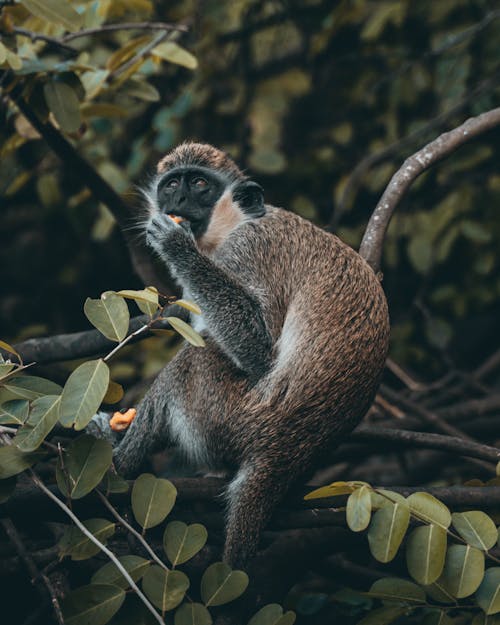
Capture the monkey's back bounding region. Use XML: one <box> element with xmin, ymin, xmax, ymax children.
<box><xmin>162</xmin><ymin>206</ymin><xmax>389</xmax><ymax>468</ymax></box>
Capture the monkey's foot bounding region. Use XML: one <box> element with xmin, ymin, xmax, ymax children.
<box><xmin>86</xmin><ymin>411</ymin><xmax>123</xmax><ymax>446</ymax></box>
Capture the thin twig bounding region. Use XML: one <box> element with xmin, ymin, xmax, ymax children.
<box><xmin>62</xmin><ymin>21</ymin><xmax>187</xmax><ymax>42</ymax></box>
<box><xmin>13</xmin><ymin>27</ymin><xmax>78</xmax><ymax>54</ymax></box>
<box><xmin>108</xmin><ymin>31</ymin><xmax>170</xmax><ymax>82</ymax></box>
<box><xmin>96</xmin><ymin>489</ymin><xmax>170</xmax><ymax>572</ymax></box>
<box><xmin>358</xmin><ymin>107</ymin><xmax>500</xmax><ymax>273</ymax></box>
<box><xmin>30</xmin><ymin>472</ymin><xmax>165</xmax><ymax>625</ymax></box>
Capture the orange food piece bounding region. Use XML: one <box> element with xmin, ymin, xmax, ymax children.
<box><xmin>110</xmin><ymin>408</ymin><xmax>137</xmax><ymax>432</ymax></box>
<box><xmin>168</xmin><ymin>214</ymin><xmax>184</xmax><ymax>224</ymax></box>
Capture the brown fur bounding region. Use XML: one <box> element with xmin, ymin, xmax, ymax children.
<box><xmin>114</xmin><ymin>143</ymin><xmax>390</xmax><ymax>580</ymax></box>
<box><xmin>157</xmin><ymin>141</ymin><xmax>244</xmax><ymax>180</ymax></box>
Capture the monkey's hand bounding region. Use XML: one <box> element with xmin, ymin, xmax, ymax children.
<box><xmin>146</xmin><ymin>213</ymin><xmax>194</xmax><ymax>261</ymax></box>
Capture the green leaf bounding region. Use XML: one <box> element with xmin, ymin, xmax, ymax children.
<box><xmin>371</xmin><ymin>489</ymin><xmax>407</xmax><ymax>509</ymax></box>
<box><xmin>59</xmin><ymin>519</ymin><xmax>115</xmax><ymax>560</ymax></box>
<box><xmin>60</xmin><ymin>359</ymin><xmax>110</xmax><ymax>429</ymax></box>
<box><xmin>43</xmin><ymin>80</ymin><xmax>82</xmax><ymax>133</ymax></box>
<box><xmin>152</xmin><ymin>42</ymin><xmax>198</xmax><ymax>69</ymax></box>
<box><xmin>167</xmin><ymin>317</ymin><xmax>206</xmax><ymax>347</ymax></box>
<box><xmin>56</xmin><ymin>435</ymin><xmax>113</xmax><ymax>499</ymax></box>
<box><xmin>0</xmin><ymin>445</ymin><xmax>45</xmax><ymax>479</ymax></box>
<box><xmin>200</xmin><ymin>562</ymin><xmax>249</xmax><ymax>607</ymax></box>
<box><xmin>142</xmin><ymin>566</ymin><xmax>190</xmax><ymax>612</ymax></box>
<box><xmin>14</xmin><ymin>395</ymin><xmax>61</xmax><ymax>451</ymax></box>
<box><xmin>423</xmin><ymin>581</ymin><xmax>455</xmax><ymax>604</ymax></box>
<box><xmin>439</xmin><ymin>544</ymin><xmax>484</xmax><ymax>598</ymax></box>
<box><xmin>91</xmin><ymin>556</ymin><xmax>151</xmax><ymax>589</ymax></box>
<box><xmin>248</xmin><ymin>604</ymin><xmax>296</xmax><ymax>625</ymax></box>
<box><xmin>0</xmin><ymin>363</ymin><xmax>15</xmax><ymax>379</ymax></box>
<box><xmin>164</xmin><ymin>521</ymin><xmax>208</xmax><ymax>566</ymax></box>
<box><xmin>451</xmin><ymin>511</ymin><xmax>498</xmax><ymax>551</ymax></box>
<box><xmin>116</xmin><ymin>288</ymin><xmax>159</xmax><ymax>306</ymax></box>
<box><xmin>0</xmin><ymin>376</ymin><xmax>62</xmax><ymax>404</ymax></box>
<box><xmin>131</xmin><ymin>473</ymin><xmax>177</xmax><ymax>530</ymax></box>
<box><xmin>175</xmin><ymin>299</ymin><xmax>202</xmax><ymax>315</ymax></box>
<box><xmin>355</xmin><ymin>606</ymin><xmax>407</xmax><ymax>625</ymax></box>
<box><xmin>0</xmin><ymin>399</ymin><xmax>29</xmax><ymax>425</ymax></box>
<box><xmin>304</xmin><ymin>481</ymin><xmax>357</xmax><ymax>500</ymax></box>
<box><xmin>21</xmin><ymin>0</ymin><xmax>83</xmax><ymax>32</ymax></box>
<box><xmin>477</xmin><ymin>568</ymin><xmax>500</xmax><ymax>615</ymax></box>
<box><xmin>0</xmin><ymin>339</ymin><xmax>21</xmax><ymax>362</ymax></box>
<box><xmin>84</xmin><ymin>292</ymin><xmax>130</xmax><ymax>342</ymax></box>
<box><xmin>61</xmin><ymin>584</ymin><xmax>125</xmax><ymax>625</ymax></box>
<box><xmin>103</xmin><ymin>381</ymin><xmax>124</xmax><ymax>404</ymax></box>
<box><xmin>368</xmin><ymin>577</ymin><xmax>426</xmax><ymax>605</ymax></box>
<box><xmin>421</xmin><ymin>611</ymin><xmax>454</xmax><ymax>625</ymax></box>
<box><xmin>407</xmin><ymin>492</ymin><xmax>451</xmax><ymax>530</ymax></box>
<box><xmin>367</xmin><ymin>501</ymin><xmax>410</xmax><ymax>563</ymax></box>
<box><xmin>102</xmin><ymin>470</ymin><xmax>129</xmax><ymax>494</ymax></box>
<box><xmin>406</xmin><ymin>524</ymin><xmax>447</xmax><ymax>585</ymax></box>
<box><xmin>175</xmin><ymin>603</ymin><xmax>213</xmax><ymax>625</ymax></box>
<box><xmin>346</xmin><ymin>485</ymin><xmax>372</xmax><ymax>532</ymax></box>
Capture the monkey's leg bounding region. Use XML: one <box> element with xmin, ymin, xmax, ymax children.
<box><xmin>114</xmin><ymin>391</ymin><xmax>173</xmax><ymax>476</ymax></box>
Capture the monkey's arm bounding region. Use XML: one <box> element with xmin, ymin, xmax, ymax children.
<box><xmin>146</xmin><ymin>214</ymin><xmax>273</xmax><ymax>379</ymax></box>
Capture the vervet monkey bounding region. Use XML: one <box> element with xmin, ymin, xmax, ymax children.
<box><xmin>93</xmin><ymin>142</ymin><xmax>390</xmax><ymax>568</ymax></box>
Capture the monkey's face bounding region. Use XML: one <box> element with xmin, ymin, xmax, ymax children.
<box><xmin>156</xmin><ymin>166</ymin><xmax>226</xmax><ymax>237</ymax></box>
<box><xmin>155</xmin><ymin>166</ymin><xmax>266</xmax><ymax>239</ymax></box>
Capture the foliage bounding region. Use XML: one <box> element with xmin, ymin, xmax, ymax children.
<box><xmin>306</xmin><ymin>481</ymin><xmax>500</xmax><ymax>623</ymax></box>
<box><xmin>1</xmin><ymin>0</ymin><xmax>499</xmax><ymax>378</ymax></box>
<box><xmin>0</xmin><ymin>347</ymin><xmax>292</xmax><ymax>625</ymax></box>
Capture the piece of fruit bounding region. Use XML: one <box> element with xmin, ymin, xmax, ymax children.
<box><xmin>110</xmin><ymin>408</ymin><xmax>137</xmax><ymax>432</ymax></box>
<box><xmin>168</xmin><ymin>214</ymin><xmax>184</xmax><ymax>224</ymax></box>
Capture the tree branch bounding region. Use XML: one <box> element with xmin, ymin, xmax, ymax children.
<box><xmin>61</xmin><ymin>21</ymin><xmax>187</xmax><ymax>42</ymax></box>
<box><xmin>5</xmin><ymin>80</ymin><xmax>133</xmax><ymax>227</ymax></box>
<box><xmin>352</xmin><ymin>425</ymin><xmax>500</xmax><ymax>464</ymax></box>
<box><xmin>6</xmin><ymin>314</ymin><xmax>153</xmax><ymax>364</ymax></box>
<box><xmin>358</xmin><ymin>106</ymin><xmax>500</xmax><ymax>273</ymax></box>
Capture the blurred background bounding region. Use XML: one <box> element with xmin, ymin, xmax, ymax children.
<box><xmin>1</xmin><ymin>0</ymin><xmax>499</xmax><ymax>386</ymax></box>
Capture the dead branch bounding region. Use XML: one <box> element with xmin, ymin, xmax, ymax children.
<box><xmin>358</xmin><ymin>106</ymin><xmax>500</xmax><ymax>273</ymax></box>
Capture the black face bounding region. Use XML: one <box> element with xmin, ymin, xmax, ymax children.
<box><xmin>156</xmin><ymin>165</ymin><xmax>265</xmax><ymax>237</ymax></box>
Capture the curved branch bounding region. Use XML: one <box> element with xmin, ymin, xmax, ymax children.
<box><xmin>358</xmin><ymin>106</ymin><xmax>500</xmax><ymax>273</ymax></box>
<box><xmin>331</xmin><ymin>74</ymin><xmax>500</xmax><ymax>229</ymax></box>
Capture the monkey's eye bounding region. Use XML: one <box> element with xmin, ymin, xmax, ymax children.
<box><xmin>192</xmin><ymin>177</ymin><xmax>208</xmax><ymax>188</ymax></box>
<box><xmin>166</xmin><ymin>179</ymin><xmax>180</xmax><ymax>189</ymax></box>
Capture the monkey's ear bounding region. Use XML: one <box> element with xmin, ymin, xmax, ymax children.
<box><xmin>233</xmin><ymin>181</ymin><xmax>266</xmax><ymax>218</ymax></box>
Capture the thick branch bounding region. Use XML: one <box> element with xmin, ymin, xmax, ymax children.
<box><xmin>359</xmin><ymin>107</ymin><xmax>500</xmax><ymax>273</ymax></box>
<box><xmin>352</xmin><ymin>425</ymin><xmax>500</xmax><ymax>464</ymax></box>
<box><xmin>7</xmin><ymin>314</ymin><xmax>152</xmax><ymax>364</ymax></box>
